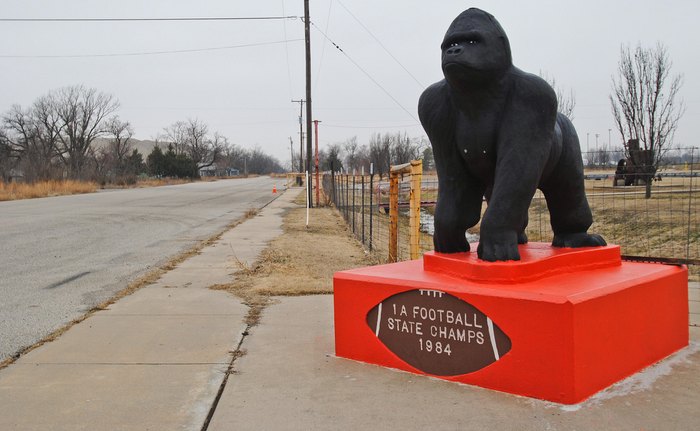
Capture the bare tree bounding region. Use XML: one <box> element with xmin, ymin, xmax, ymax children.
<box><xmin>0</xmin><ymin>129</ymin><xmax>17</xmax><ymax>182</ymax></box>
<box><xmin>610</xmin><ymin>42</ymin><xmax>684</xmax><ymax>197</ymax></box>
<box><xmin>246</xmin><ymin>145</ymin><xmax>283</xmax><ymax>174</ymax></box>
<box><xmin>161</xmin><ymin>121</ymin><xmax>188</xmax><ymax>156</ymax></box>
<box><xmin>320</xmin><ymin>143</ymin><xmax>343</xmax><ymax>171</ymax></box>
<box><xmin>2</xmin><ymin>100</ymin><xmax>61</xmax><ymax>181</ymax></box>
<box><xmin>369</xmin><ymin>133</ymin><xmax>392</xmax><ymax>177</ymax></box>
<box><xmin>105</xmin><ymin>117</ymin><xmax>134</xmax><ymax>177</ymax></box>
<box><xmin>162</xmin><ymin>119</ymin><xmax>222</xmax><ymax>177</ymax></box>
<box><xmin>53</xmin><ymin>85</ymin><xmax>120</xmax><ymax>179</ymax></box>
<box><xmin>198</xmin><ymin>132</ymin><xmax>224</xmax><ymax>172</ymax></box>
<box><xmin>391</xmin><ymin>132</ymin><xmax>421</xmax><ymax>164</ymax></box>
<box><xmin>343</xmin><ymin>136</ymin><xmax>359</xmax><ymax>172</ymax></box>
<box><xmin>540</xmin><ymin>71</ymin><xmax>576</xmax><ymax>120</ymax></box>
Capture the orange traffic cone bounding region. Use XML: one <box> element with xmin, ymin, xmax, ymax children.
<box><xmin>272</xmin><ymin>185</ymin><xmax>277</xmax><ymax>194</ymax></box>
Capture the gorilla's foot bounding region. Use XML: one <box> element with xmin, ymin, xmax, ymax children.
<box><xmin>552</xmin><ymin>232</ymin><xmax>607</xmax><ymax>248</ymax></box>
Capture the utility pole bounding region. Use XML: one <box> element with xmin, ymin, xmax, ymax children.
<box><xmin>304</xmin><ymin>0</ymin><xmax>313</xmax><ymax>207</ymax></box>
<box><xmin>313</xmin><ymin>120</ymin><xmax>321</xmax><ymax>205</ymax></box>
<box><xmin>587</xmin><ymin>132</ymin><xmax>590</xmax><ymax>152</ymax></box>
<box><xmin>291</xmin><ymin>99</ymin><xmax>305</xmax><ymax>175</ymax></box>
<box><xmin>289</xmin><ymin>136</ymin><xmax>294</xmax><ymax>172</ymax></box>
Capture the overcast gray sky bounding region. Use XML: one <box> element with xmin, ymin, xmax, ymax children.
<box><xmin>1</xmin><ymin>0</ymin><xmax>698</xmax><ymax>166</ymax></box>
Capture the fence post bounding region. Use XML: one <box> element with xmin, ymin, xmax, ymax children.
<box><xmin>388</xmin><ymin>161</ymin><xmax>422</xmax><ymax>262</ymax></box>
<box><xmin>339</xmin><ymin>171</ymin><xmax>344</xmax><ymax>215</ymax></box>
<box><xmin>345</xmin><ymin>173</ymin><xmax>349</xmax><ymax>222</ymax></box>
<box><xmin>331</xmin><ymin>167</ymin><xmax>336</xmax><ymax>207</ymax></box>
<box><xmin>361</xmin><ymin>167</ymin><xmax>365</xmax><ymax>245</ymax></box>
<box><xmin>687</xmin><ymin>147</ymin><xmax>696</xmax><ymax>260</ymax></box>
<box><xmin>409</xmin><ymin>160</ymin><xmax>423</xmax><ymax>260</ymax></box>
<box><xmin>389</xmin><ymin>169</ymin><xmax>400</xmax><ymax>262</ymax></box>
<box><xmin>352</xmin><ymin>171</ymin><xmax>356</xmax><ymax>234</ymax></box>
<box><xmin>369</xmin><ymin>168</ymin><xmax>374</xmax><ymax>252</ymax></box>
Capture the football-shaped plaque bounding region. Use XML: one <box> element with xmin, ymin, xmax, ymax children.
<box><xmin>366</xmin><ymin>289</ymin><xmax>511</xmax><ymax>376</ymax></box>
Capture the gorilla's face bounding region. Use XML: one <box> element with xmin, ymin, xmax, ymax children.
<box><xmin>441</xmin><ymin>9</ymin><xmax>511</xmax><ymax>88</ymax></box>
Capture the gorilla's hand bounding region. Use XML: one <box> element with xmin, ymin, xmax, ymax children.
<box><xmin>477</xmin><ymin>230</ymin><xmax>520</xmax><ymax>261</ymax></box>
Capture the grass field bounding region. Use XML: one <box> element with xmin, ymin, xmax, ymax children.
<box><xmin>0</xmin><ymin>180</ymin><xmax>98</xmax><ymax>201</ymax></box>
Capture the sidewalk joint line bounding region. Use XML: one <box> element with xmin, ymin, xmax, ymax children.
<box><xmin>200</xmin><ymin>324</ymin><xmax>252</xmax><ymax>431</ymax></box>
<box><xmin>15</xmin><ymin>362</ymin><xmax>230</xmax><ymax>366</ymax></box>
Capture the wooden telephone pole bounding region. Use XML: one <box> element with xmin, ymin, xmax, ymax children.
<box><xmin>303</xmin><ymin>0</ymin><xmax>313</xmax><ymax>207</ymax></box>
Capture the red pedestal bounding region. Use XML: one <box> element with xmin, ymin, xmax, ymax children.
<box><xmin>333</xmin><ymin>243</ymin><xmax>688</xmax><ymax>404</ymax></box>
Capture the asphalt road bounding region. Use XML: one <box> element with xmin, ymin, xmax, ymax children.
<box><xmin>0</xmin><ymin>177</ymin><xmax>280</xmax><ymax>362</ymax></box>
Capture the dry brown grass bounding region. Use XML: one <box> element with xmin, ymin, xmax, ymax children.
<box><xmin>227</xmin><ymin>206</ymin><xmax>375</xmax><ymax>296</ymax></box>
<box><xmin>370</xmin><ymin>175</ymin><xmax>699</xmax><ymax>278</ymax></box>
<box><xmin>126</xmin><ymin>178</ymin><xmax>190</xmax><ymax>188</ymax></box>
<box><xmin>0</xmin><ymin>180</ymin><xmax>98</xmax><ymax>201</ymax></box>
<box><xmin>1</xmin><ymin>175</ymin><xmax>264</xmax><ymax>200</ymax></box>
<box><xmin>212</xmin><ymin>202</ymin><xmax>376</xmax><ymax>324</ymax></box>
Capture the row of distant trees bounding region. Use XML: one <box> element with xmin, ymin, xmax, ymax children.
<box><xmin>0</xmin><ymin>85</ymin><xmax>283</xmax><ymax>184</ymax></box>
<box><xmin>316</xmin><ymin>132</ymin><xmax>433</xmax><ymax>178</ymax></box>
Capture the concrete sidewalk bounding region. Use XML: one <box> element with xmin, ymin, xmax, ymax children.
<box><xmin>1</xmin><ymin>185</ymin><xmax>698</xmax><ymax>430</ymax></box>
<box><xmin>208</xmin><ymin>294</ymin><xmax>700</xmax><ymax>431</ymax></box>
<box><xmin>0</xmin><ymin>188</ymin><xmax>298</xmax><ymax>431</ymax></box>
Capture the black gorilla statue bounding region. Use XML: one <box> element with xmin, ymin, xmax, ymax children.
<box><xmin>418</xmin><ymin>8</ymin><xmax>605</xmax><ymax>261</ymax></box>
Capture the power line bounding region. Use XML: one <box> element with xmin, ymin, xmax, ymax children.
<box><xmin>0</xmin><ymin>39</ymin><xmax>303</xmax><ymax>58</ymax></box>
<box><xmin>336</xmin><ymin>0</ymin><xmax>423</xmax><ymax>88</ymax></box>
<box><xmin>323</xmin><ymin>123</ymin><xmax>420</xmax><ymax>129</ymax></box>
<box><xmin>308</xmin><ymin>19</ymin><xmax>419</xmax><ymax>123</ymax></box>
<box><xmin>280</xmin><ymin>0</ymin><xmax>294</xmax><ymax>100</ymax></box>
<box><xmin>0</xmin><ymin>16</ymin><xmax>298</xmax><ymax>22</ymax></box>
<box><xmin>314</xmin><ymin>0</ymin><xmax>334</xmax><ymax>90</ymax></box>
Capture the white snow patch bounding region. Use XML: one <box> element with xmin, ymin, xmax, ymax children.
<box><xmin>542</xmin><ymin>341</ymin><xmax>700</xmax><ymax>412</ymax></box>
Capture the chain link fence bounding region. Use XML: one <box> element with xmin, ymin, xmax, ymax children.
<box><xmin>324</xmin><ymin>147</ymin><xmax>698</xmax><ymax>279</ymax></box>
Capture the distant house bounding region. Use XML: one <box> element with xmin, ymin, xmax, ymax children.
<box><xmin>8</xmin><ymin>168</ymin><xmax>24</xmax><ymax>183</ymax></box>
<box><xmin>199</xmin><ymin>166</ymin><xmax>240</xmax><ymax>177</ymax></box>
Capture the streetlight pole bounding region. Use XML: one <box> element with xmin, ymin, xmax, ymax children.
<box><xmin>289</xmin><ymin>136</ymin><xmax>294</xmax><ymax>172</ymax></box>
<box><xmin>291</xmin><ymin>99</ymin><xmax>305</xmax><ymax>176</ymax></box>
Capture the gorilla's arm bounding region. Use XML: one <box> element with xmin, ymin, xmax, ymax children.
<box><xmin>477</xmin><ymin>76</ymin><xmax>558</xmax><ymax>261</ymax></box>
<box><xmin>419</xmin><ymin>82</ymin><xmax>484</xmax><ymax>253</ymax></box>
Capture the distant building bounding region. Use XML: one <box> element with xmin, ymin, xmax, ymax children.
<box><xmin>199</xmin><ymin>166</ymin><xmax>240</xmax><ymax>177</ymax></box>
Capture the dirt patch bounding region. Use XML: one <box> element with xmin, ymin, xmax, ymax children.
<box><xmin>212</xmin><ymin>201</ymin><xmax>377</xmax><ymax>325</ymax></box>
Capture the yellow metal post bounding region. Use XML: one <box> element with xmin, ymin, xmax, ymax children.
<box><xmin>409</xmin><ymin>160</ymin><xmax>423</xmax><ymax>260</ymax></box>
<box><xmin>389</xmin><ymin>170</ymin><xmax>399</xmax><ymax>262</ymax></box>
<box><xmin>389</xmin><ymin>161</ymin><xmax>421</xmax><ymax>262</ymax></box>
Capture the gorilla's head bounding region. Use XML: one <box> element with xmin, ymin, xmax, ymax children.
<box><xmin>441</xmin><ymin>8</ymin><xmax>512</xmax><ymax>89</ymax></box>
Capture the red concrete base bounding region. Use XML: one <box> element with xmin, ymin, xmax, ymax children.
<box><xmin>333</xmin><ymin>243</ymin><xmax>689</xmax><ymax>404</ymax></box>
